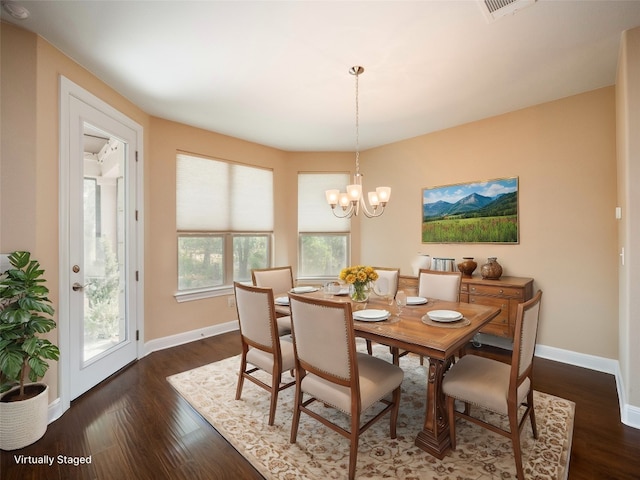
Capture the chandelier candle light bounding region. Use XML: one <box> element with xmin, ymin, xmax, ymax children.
<box><xmin>325</xmin><ymin>66</ymin><xmax>391</xmax><ymax>218</ymax></box>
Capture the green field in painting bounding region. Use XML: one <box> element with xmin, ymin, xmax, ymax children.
<box><xmin>422</xmin><ymin>215</ymin><xmax>518</xmax><ymax>243</ymax></box>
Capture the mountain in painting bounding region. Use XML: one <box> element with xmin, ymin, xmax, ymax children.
<box><xmin>423</xmin><ymin>191</ymin><xmax>517</xmax><ymax>220</ymax></box>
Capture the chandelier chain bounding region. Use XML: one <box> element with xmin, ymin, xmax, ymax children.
<box><xmin>354</xmin><ymin>68</ymin><xmax>360</xmax><ymax>175</ymax></box>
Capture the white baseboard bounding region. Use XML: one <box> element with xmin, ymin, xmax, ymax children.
<box><xmin>534</xmin><ymin>344</ymin><xmax>618</xmax><ymax>374</ymax></box>
<box><xmin>48</xmin><ymin>396</ymin><xmax>64</xmax><ymax>425</ymax></box>
<box><xmin>143</xmin><ymin>320</ymin><xmax>239</xmax><ymax>356</ymax></box>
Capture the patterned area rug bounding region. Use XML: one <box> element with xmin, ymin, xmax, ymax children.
<box><xmin>167</xmin><ymin>342</ymin><xmax>574</xmax><ymax>479</ymax></box>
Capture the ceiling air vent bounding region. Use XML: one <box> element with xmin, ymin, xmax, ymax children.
<box><xmin>478</xmin><ymin>0</ymin><xmax>536</xmax><ymax>22</ymax></box>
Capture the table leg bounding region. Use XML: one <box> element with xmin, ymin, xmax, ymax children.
<box><xmin>415</xmin><ymin>356</ymin><xmax>451</xmax><ymax>458</ymax></box>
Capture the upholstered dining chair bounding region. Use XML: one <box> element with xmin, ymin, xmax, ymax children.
<box><xmin>442</xmin><ymin>290</ymin><xmax>543</xmax><ymax>480</ymax></box>
<box><xmin>415</xmin><ymin>268</ymin><xmax>464</xmax><ymax>364</ymax></box>
<box><xmin>366</xmin><ymin>267</ymin><xmax>400</xmax><ymax>356</ymax></box>
<box><xmin>417</xmin><ymin>268</ymin><xmax>462</xmax><ymax>302</ymax></box>
<box><xmin>234</xmin><ymin>282</ymin><xmax>296</xmax><ymax>426</ymax></box>
<box><xmin>251</xmin><ymin>266</ymin><xmax>294</xmax><ymax>334</ymax></box>
<box><xmin>288</xmin><ymin>294</ymin><xmax>404</xmax><ymax>480</ymax></box>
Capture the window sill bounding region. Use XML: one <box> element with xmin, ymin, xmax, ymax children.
<box><xmin>174</xmin><ymin>285</ymin><xmax>234</xmax><ymax>303</ymax></box>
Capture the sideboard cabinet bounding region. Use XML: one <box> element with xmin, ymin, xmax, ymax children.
<box><xmin>398</xmin><ymin>274</ymin><xmax>534</xmax><ymax>340</ymax></box>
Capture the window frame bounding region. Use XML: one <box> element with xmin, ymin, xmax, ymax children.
<box><xmin>175</xmin><ymin>152</ymin><xmax>274</xmax><ymax>302</ymax></box>
<box><xmin>175</xmin><ymin>232</ymin><xmax>273</xmax><ymax>301</ymax></box>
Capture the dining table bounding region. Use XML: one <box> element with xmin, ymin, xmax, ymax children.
<box><xmin>280</xmin><ymin>286</ymin><xmax>501</xmax><ymax>459</ymax></box>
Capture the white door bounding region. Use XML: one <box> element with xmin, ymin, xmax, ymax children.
<box><xmin>63</xmin><ymin>85</ymin><xmax>142</xmax><ymax>400</ymax></box>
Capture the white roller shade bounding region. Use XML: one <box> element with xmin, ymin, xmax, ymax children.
<box><xmin>177</xmin><ymin>153</ymin><xmax>273</xmax><ymax>231</ymax></box>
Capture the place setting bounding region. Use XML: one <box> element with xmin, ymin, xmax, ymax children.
<box><xmin>421</xmin><ymin>309</ymin><xmax>470</xmax><ymax>328</ymax></box>
<box><xmin>352</xmin><ymin>308</ymin><xmax>391</xmax><ymax>322</ymax></box>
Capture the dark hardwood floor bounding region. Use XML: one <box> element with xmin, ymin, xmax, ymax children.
<box><xmin>2</xmin><ymin>332</ymin><xmax>639</xmax><ymax>479</ymax></box>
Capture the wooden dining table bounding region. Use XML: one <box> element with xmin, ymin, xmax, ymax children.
<box><xmin>283</xmin><ymin>287</ymin><xmax>500</xmax><ymax>459</ymax></box>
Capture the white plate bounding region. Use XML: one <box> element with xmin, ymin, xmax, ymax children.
<box><xmin>406</xmin><ymin>296</ymin><xmax>428</xmax><ymax>305</ymax></box>
<box><xmin>275</xmin><ymin>297</ymin><xmax>289</xmax><ymax>305</ymax></box>
<box><xmin>427</xmin><ymin>310</ymin><xmax>463</xmax><ymax>322</ymax></box>
<box><xmin>290</xmin><ymin>286</ymin><xmax>318</xmax><ymax>294</ymax></box>
<box><xmin>353</xmin><ymin>309</ymin><xmax>390</xmax><ymax>322</ymax></box>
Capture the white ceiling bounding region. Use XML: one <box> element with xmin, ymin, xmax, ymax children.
<box><xmin>3</xmin><ymin>0</ymin><xmax>640</xmax><ymax>151</ymax></box>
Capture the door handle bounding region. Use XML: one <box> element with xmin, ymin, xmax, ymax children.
<box><xmin>72</xmin><ymin>282</ymin><xmax>89</xmax><ymax>291</ymax></box>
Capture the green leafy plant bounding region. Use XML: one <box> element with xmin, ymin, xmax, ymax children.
<box><xmin>0</xmin><ymin>251</ymin><xmax>60</xmax><ymax>398</ymax></box>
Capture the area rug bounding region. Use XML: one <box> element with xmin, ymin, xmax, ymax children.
<box><xmin>167</xmin><ymin>342</ymin><xmax>574</xmax><ymax>479</ymax></box>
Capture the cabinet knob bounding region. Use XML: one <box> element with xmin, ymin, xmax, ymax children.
<box><xmin>499</xmin><ymin>289</ymin><xmax>504</xmax><ymax>294</ymax></box>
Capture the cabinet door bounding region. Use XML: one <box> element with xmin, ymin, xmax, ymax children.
<box><xmin>469</xmin><ymin>295</ymin><xmax>510</xmax><ymax>337</ymax></box>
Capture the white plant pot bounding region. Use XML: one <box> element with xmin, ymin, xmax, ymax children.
<box><xmin>0</xmin><ymin>383</ymin><xmax>49</xmax><ymax>451</ymax></box>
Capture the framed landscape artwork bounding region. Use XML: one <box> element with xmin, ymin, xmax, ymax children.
<box><xmin>421</xmin><ymin>177</ymin><xmax>519</xmax><ymax>243</ymax></box>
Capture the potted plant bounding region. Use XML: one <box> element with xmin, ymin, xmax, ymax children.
<box><xmin>0</xmin><ymin>251</ymin><xmax>60</xmax><ymax>450</ymax></box>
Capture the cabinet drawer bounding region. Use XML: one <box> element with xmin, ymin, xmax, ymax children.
<box><xmin>468</xmin><ymin>284</ymin><xmax>524</xmax><ymax>299</ymax></box>
<box><xmin>468</xmin><ymin>295</ymin><xmax>509</xmax><ymax>324</ymax></box>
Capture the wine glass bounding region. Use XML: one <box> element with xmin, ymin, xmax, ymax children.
<box><xmin>395</xmin><ymin>290</ymin><xmax>407</xmax><ymax>317</ymax></box>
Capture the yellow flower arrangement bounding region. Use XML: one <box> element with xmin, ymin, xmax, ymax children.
<box><xmin>339</xmin><ymin>265</ymin><xmax>378</xmax><ymax>302</ymax></box>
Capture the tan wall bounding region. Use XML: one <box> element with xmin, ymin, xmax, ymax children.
<box><xmin>358</xmin><ymin>88</ymin><xmax>619</xmax><ymax>358</ymax></box>
<box><xmin>1</xmin><ymin>23</ymin><xmax>38</xmax><ymax>252</ymax></box>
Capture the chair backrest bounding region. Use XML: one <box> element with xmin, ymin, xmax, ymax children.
<box><xmin>511</xmin><ymin>290</ymin><xmax>543</xmax><ymax>382</ymax></box>
<box><xmin>373</xmin><ymin>267</ymin><xmax>400</xmax><ymax>297</ymax></box>
<box><xmin>252</xmin><ymin>266</ymin><xmax>294</xmax><ymax>296</ymax></box>
<box><xmin>289</xmin><ymin>294</ymin><xmax>356</xmax><ymax>385</ymax></box>
<box><xmin>234</xmin><ymin>282</ymin><xmax>278</xmax><ymax>350</ymax></box>
<box><xmin>417</xmin><ymin>269</ymin><xmax>462</xmax><ymax>301</ymax></box>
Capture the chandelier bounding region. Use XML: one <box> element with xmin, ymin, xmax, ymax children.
<box><xmin>325</xmin><ymin>66</ymin><xmax>391</xmax><ymax>218</ymax></box>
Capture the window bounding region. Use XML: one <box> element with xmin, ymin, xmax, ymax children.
<box><xmin>298</xmin><ymin>173</ymin><xmax>350</xmax><ymax>279</ymax></box>
<box><xmin>176</xmin><ymin>153</ymin><xmax>273</xmax><ymax>292</ymax></box>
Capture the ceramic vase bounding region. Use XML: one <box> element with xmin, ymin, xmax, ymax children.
<box><xmin>480</xmin><ymin>257</ymin><xmax>503</xmax><ymax>280</ymax></box>
<box><xmin>411</xmin><ymin>254</ymin><xmax>431</xmax><ymax>276</ymax></box>
<box><xmin>457</xmin><ymin>257</ymin><xmax>478</xmax><ymax>277</ymax></box>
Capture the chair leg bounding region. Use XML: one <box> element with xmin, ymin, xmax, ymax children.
<box><xmin>390</xmin><ymin>386</ymin><xmax>401</xmax><ymax>438</ymax></box>
<box><xmin>509</xmin><ymin>404</ymin><xmax>525</xmax><ymax>480</ymax></box>
<box><xmin>446</xmin><ymin>396</ymin><xmax>457</xmax><ymax>450</ymax></box>
<box><xmin>235</xmin><ymin>352</ymin><xmax>247</xmax><ymax>400</ymax></box>
<box><xmin>366</xmin><ymin>339</ymin><xmax>373</xmax><ymax>355</ymax></box>
<box><xmin>528</xmin><ymin>389</ymin><xmax>538</xmax><ymax>439</ymax></box>
<box><xmin>268</xmin><ymin>372</ymin><xmax>281</xmax><ymax>426</ymax></box>
<box><xmin>289</xmin><ymin>381</ymin><xmax>303</xmax><ymax>443</ymax></box>
<box><xmin>348</xmin><ymin>415</ymin><xmax>360</xmax><ymax>480</ymax></box>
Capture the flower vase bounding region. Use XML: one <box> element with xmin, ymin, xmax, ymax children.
<box><xmin>349</xmin><ymin>283</ymin><xmax>371</xmax><ymax>302</ymax></box>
